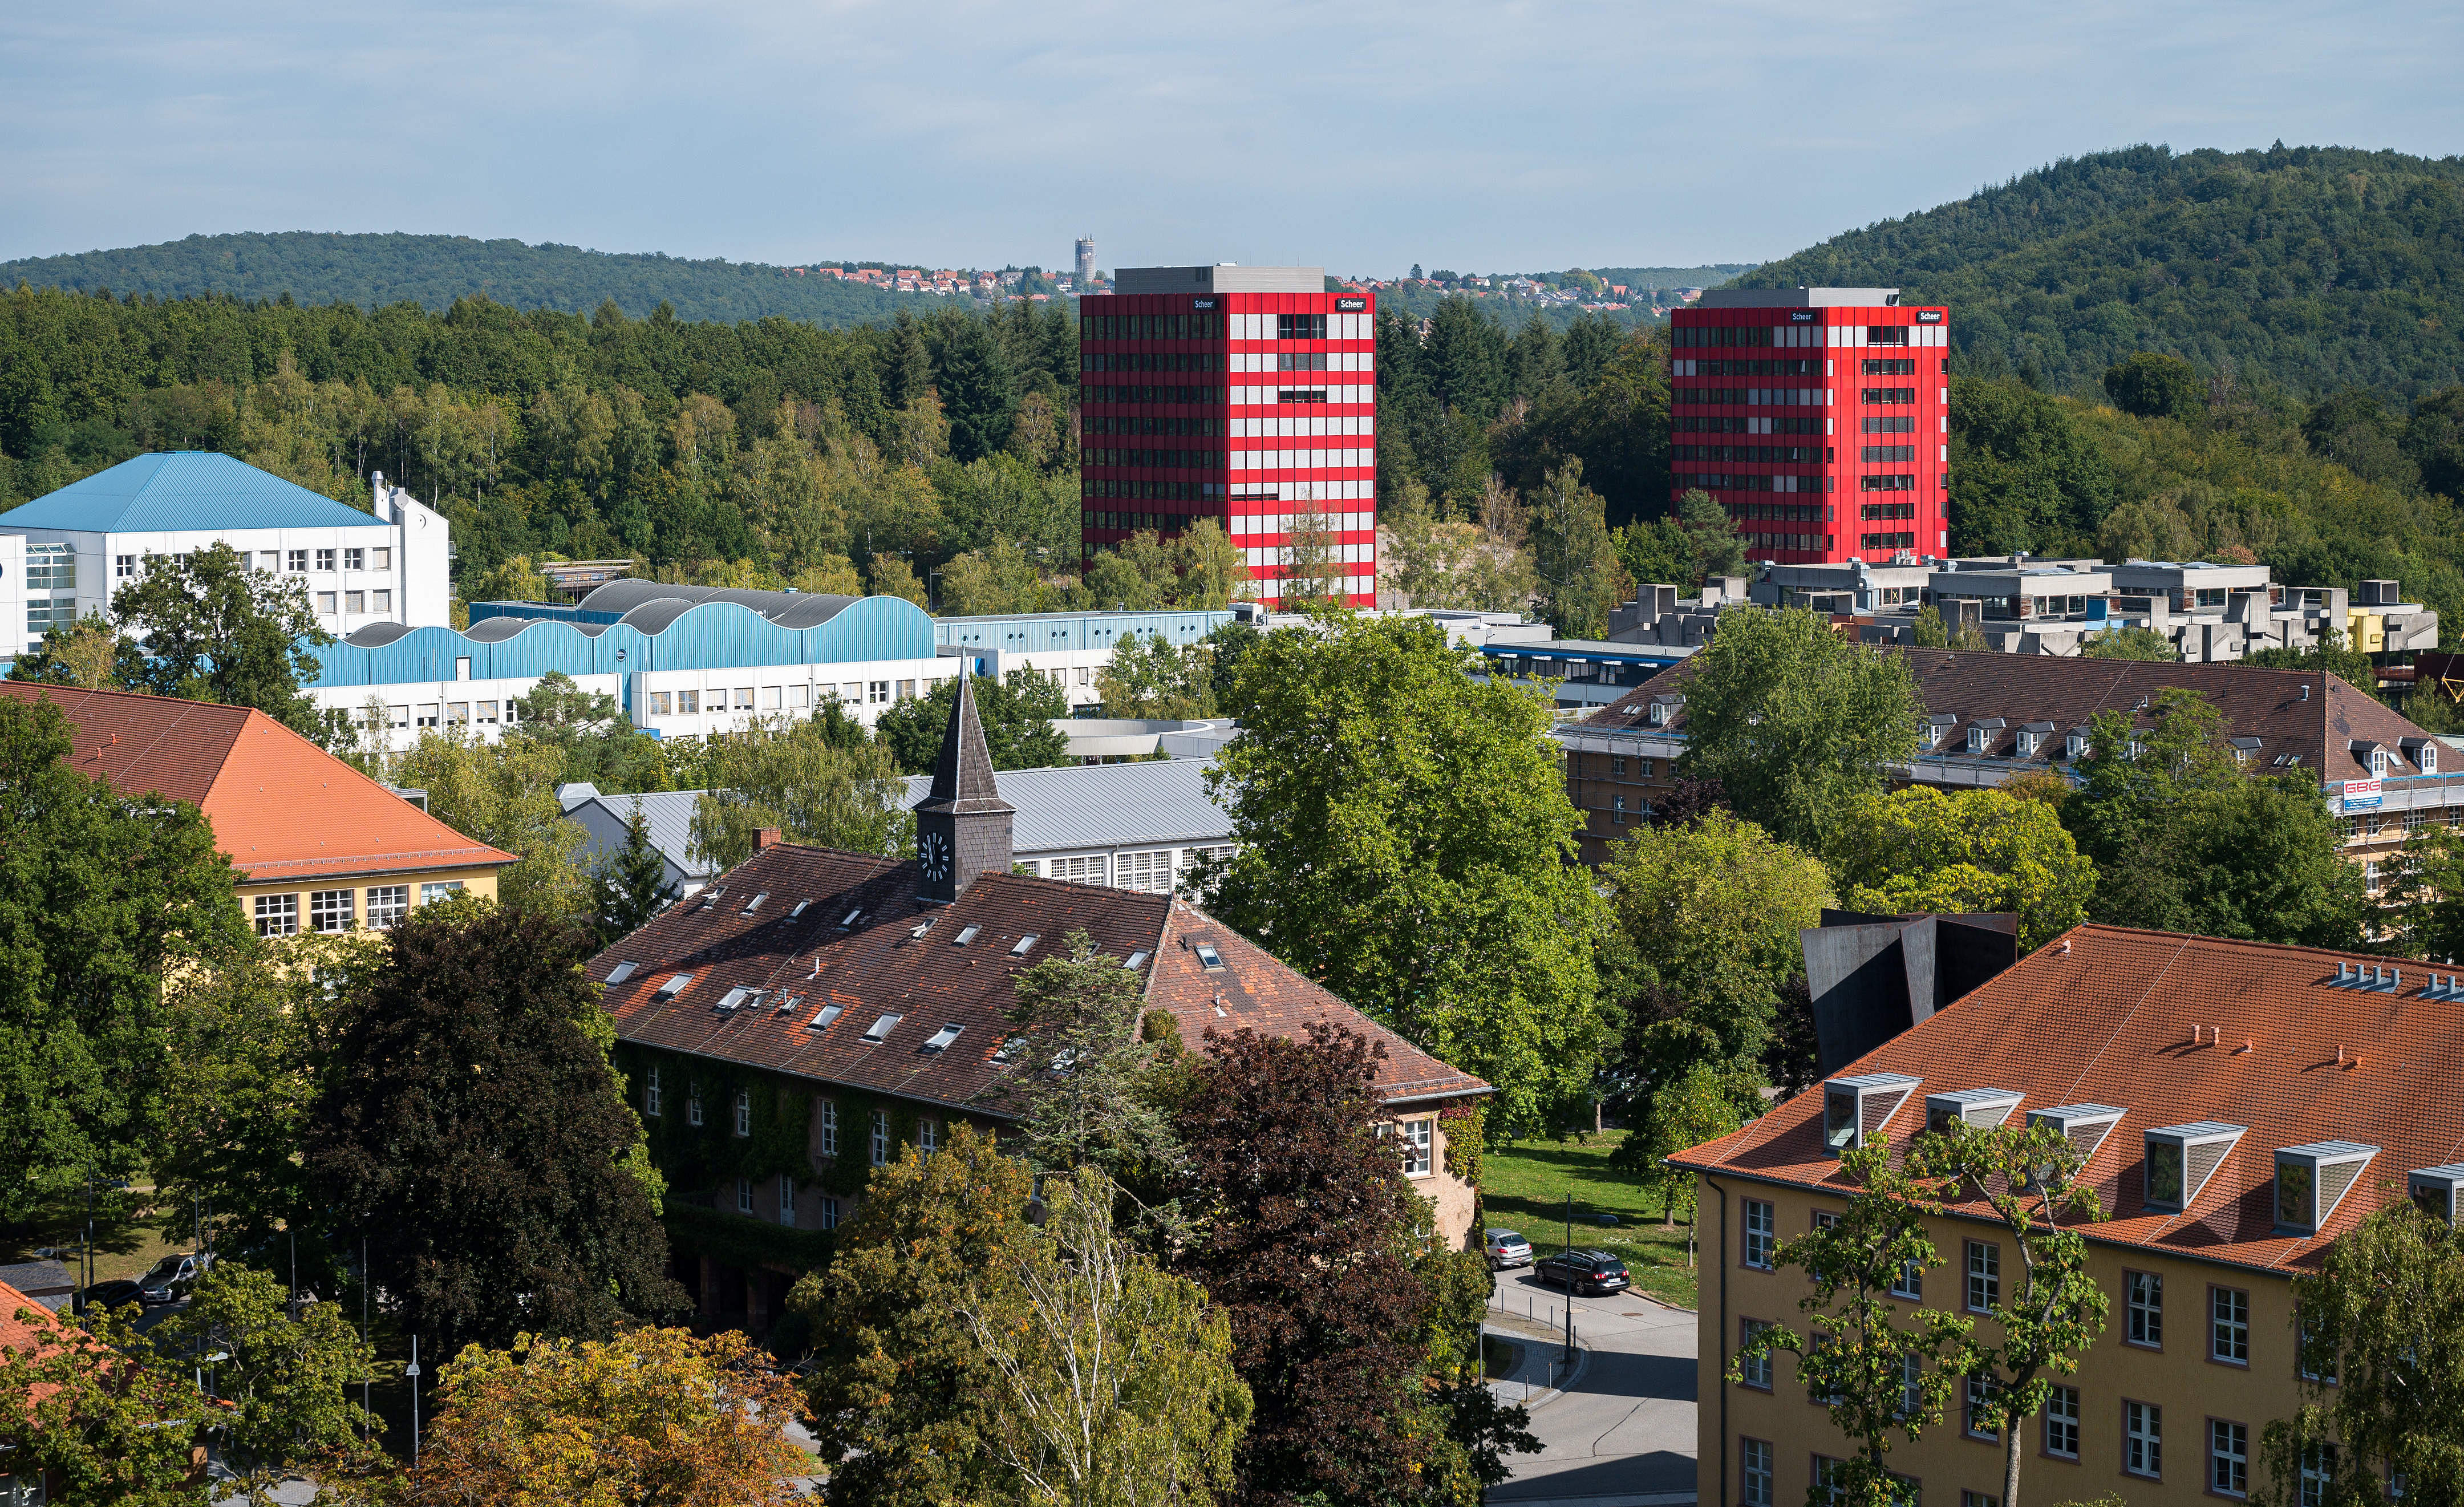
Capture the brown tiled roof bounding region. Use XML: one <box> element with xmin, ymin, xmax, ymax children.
<box><xmin>1676</xmin><ymin>923</ymin><xmax>2464</xmax><ymax>1274</ymax></box>
<box><xmin>1580</xmin><ymin>650</ymin><xmax>2427</xmax><ymax>784</ymax></box>
<box><xmin>595</xmin><ymin>842</ymin><xmax>1490</xmax><ymax>1112</ymax></box>
<box><xmin>0</xmin><ymin>683</ymin><xmax>518</xmax><ymax>882</ymax></box>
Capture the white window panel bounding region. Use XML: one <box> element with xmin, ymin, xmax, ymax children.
<box><xmin>1051</xmin><ymin>854</ymin><xmax>1108</xmax><ymax>886</ymax></box>
<box><xmin>1119</xmin><ymin>850</ymin><xmax>1173</xmax><ymax>893</ymax></box>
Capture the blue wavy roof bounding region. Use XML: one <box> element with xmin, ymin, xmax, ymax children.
<box><xmin>305</xmin><ymin>594</ymin><xmax>938</xmax><ymax>688</ymax></box>
<box><xmin>0</xmin><ymin>452</ymin><xmax>391</xmax><ymax>533</ymax></box>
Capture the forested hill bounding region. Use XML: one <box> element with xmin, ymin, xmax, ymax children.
<box><xmin>1740</xmin><ymin>144</ymin><xmax>2464</xmax><ymax>399</ymax></box>
<box><xmin>0</xmin><ymin>232</ymin><xmax>945</xmax><ymax>326</ymax></box>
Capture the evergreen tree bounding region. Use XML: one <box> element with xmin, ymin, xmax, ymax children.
<box><xmin>590</xmin><ymin>799</ymin><xmax>678</xmax><ymax>942</ymax></box>
<box><xmin>1527</xmin><ymin>457</ymin><xmax>1626</xmax><ymax>637</ymax></box>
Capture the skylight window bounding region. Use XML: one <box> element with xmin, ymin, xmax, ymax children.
<box><xmin>954</xmin><ymin>925</ymin><xmax>982</xmax><ymax>946</ymax></box>
<box><xmin>605</xmin><ymin>961</ymin><xmax>638</xmax><ymax>984</ymax></box>
<box><xmin>743</xmin><ymin>892</ymin><xmax>769</xmax><ymax>914</ymax></box>
<box><xmin>654</xmin><ymin>972</ymin><xmax>693</xmax><ymax>998</ymax></box>
<box><xmin>1010</xmin><ymin>934</ymin><xmax>1039</xmax><ymax>956</ymax></box>
<box><xmin>922</xmin><ymin>1023</ymin><xmax>964</xmax><ymax>1052</ymax></box>
<box><xmin>861</xmin><ymin>1013</ymin><xmax>902</xmax><ymax>1044</ymax></box>
<box><xmin>809</xmin><ymin>1004</ymin><xmax>843</xmax><ymax>1030</ymax></box>
<box><xmin>717</xmin><ymin>987</ymin><xmax>752</xmax><ymax>1010</ymax></box>
<box><xmin>790</xmin><ymin>900</ymin><xmax>810</xmax><ymax>918</ymax></box>
<box><xmin>1122</xmin><ymin>951</ymin><xmax>1150</xmax><ymax>970</ymax></box>
<box><xmin>1194</xmin><ymin>942</ymin><xmax>1226</xmax><ymax>971</ymax></box>
<box><xmin>909</xmin><ymin>919</ymin><xmax>935</xmax><ymax>939</ymax></box>
<box><xmin>840</xmin><ymin>909</ymin><xmax>863</xmax><ymax>927</ymax></box>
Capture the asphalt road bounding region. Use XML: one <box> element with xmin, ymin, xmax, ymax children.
<box><xmin>1483</xmin><ymin>1263</ymin><xmax>1699</xmax><ymax>1507</ymax></box>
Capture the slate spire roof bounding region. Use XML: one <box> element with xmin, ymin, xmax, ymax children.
<box><xmin>918</xmin><ymin>674</ymin><xmax>1012</xmax><ymax>816</ymax></box>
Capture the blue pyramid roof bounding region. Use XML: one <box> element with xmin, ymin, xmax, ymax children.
<box><xmin>0</xmin><ymin>452</ymin><xmax>391</xmax><ymax>533</ymax></box>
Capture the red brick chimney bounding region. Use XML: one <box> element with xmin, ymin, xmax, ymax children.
<box><xmin>753</xmin><ymin>828</ymin><xmax>783</xmax><ymax>852</ymax></box>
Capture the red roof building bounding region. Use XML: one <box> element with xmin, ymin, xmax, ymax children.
<box><xmin>1677</xmin><ymin>923</ymin><xmax>2462</xmax><ymax>1507</ymax></box>
<box><xmin>0</xmin><ymin>683</ymin><xmax>516</xmax><ymax>935</ymax></box>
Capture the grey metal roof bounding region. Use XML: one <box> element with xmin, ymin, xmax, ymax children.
<box><xmin>897</xmin><ymin>758</ymin><xmax>1231</xmax><ymax>853</ymax></box>
<box><xmin>2278</xmin><ymin>1141</ymin><xmax>2378</xmax><ymax>1160</ymax></box>
<box><xmin>2150</xmin><ymin>1120</ymin><xmax>2247</xmax><ymax>1139</ymax></box>
<box><xmin>574</xmin><ymin>577</ymin><xmax>858</xmax><ymax>629</ymax></box>
<box><xmin>571</xmin><ymin>789</ymin><xmax>718</xmax><ymax>879</ymax></box>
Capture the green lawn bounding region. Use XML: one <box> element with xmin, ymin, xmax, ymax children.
<box><xmin>0</xmin><ymin>1186</ymin><xmax>193</xmax><ymax>1286</ymax></box>
<box><xmin>1481</xmin><ymin>1129</ymin><xmax>1701</xmax><ymax>1310</ymax></box>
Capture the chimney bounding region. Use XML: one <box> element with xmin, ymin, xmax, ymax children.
<box><xmin>753</xmin><ymin>827</ymin><xmax>783</xmax><ymax>852</ymax></box>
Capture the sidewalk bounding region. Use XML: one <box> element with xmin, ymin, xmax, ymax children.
<box><xmin>1485</xmin><ymin>1309</ymin><xmax>1585</xmax><ymax>1409</ymax></box>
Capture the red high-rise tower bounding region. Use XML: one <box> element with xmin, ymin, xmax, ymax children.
<box><xmin>1079</xmin><ymin>265</ymin><xmax>1376</xmax><ymax>607</ymax></box>
<box><xmin>1669</xmin><ymin>288</ymin><xmax>1950</xmax><ymax>565</ymax></box>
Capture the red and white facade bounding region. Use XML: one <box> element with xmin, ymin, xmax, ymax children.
<box><xmin>1669</xmin><ymin>289</ymin><xmax>1949</xmax><ymax>566</ymax></box>
<box><xmin>1079</xmin><ymin>265</ymin><xmax>1376</xmax><ymax>607</ymax></box>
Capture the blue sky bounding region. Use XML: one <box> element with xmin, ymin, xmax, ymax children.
<box><xmin>5</xmin><ymin>0</ymin><xmax>2459</xmax><ymax>277</ymax></box>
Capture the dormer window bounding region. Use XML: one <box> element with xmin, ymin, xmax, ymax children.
<box><xmin>2023</xmin><ymin>1103</ymin><xmax>2125</xmax><ymax>1188</ymax></box>
<box><xmin>1821</xmin><ymin>1073</ymin><xmax>1920</xmax><ymax>1156</ymax></box>
<box><xmin>2228</xmin><ymin>737</ymin><xmax>2263</xmax><ymax>765</ymax></box>
<box><xmin>2405</xmin><ymin>737</ymin><xmax>2439</xmax><ymax>775</ymax></box>
<box><xmin>1924</xmin><ymin>1088</ymin><xmax>2022</xmax><ymax>1137</ymax></box>
<box><xmin>2409</xmin><ymin>1164</ymin><xmax>2464</xmax><ymax>1223</ymax></box>
<box><xmin>2065</xmin><ymin>728</ymin><xmax>2092</xmax><ymax>760</ymax></box>
<box><xmin>2274</xmin><ymin>1143</ymin><xmax>2375</xmax><ymax>1234</ymax></box>
<box><xmin>2373</xmin><ymin>748</ymin><xmax>2392</xmax><ymax>777</ymax></box>
<box><xmin>2143</xmin><ymin>1122</ymin><xmax>2246</xmax><ymax>1213</ymax></box>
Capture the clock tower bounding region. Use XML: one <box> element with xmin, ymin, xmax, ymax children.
<box><xmin>912</xmin><ymin>674</ymin><xmax>1015</xmax><ymax>904</ymax></box>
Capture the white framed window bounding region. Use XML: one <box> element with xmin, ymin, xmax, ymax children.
<box><xmin>763</xmin><ymin>686</ymin><xmax>782</xmax><ymax>710</ymax></box>
<box><xmin>1742</xmin><ymin>1199</ymin><xmax>1775</xmax><ymax>1269</ymax></box>
<box><xmin>2299</xmin><ymin>1444</ymin><xmax>2336</xmax><ymax>1507</ymax></box>
<box><xmin>1737</xmin><ymin>1319</ymin><xmax>1772</xmax><ymax>1388</ymax></box>
<box><xmin>645</xmin><ymin>1066</ymin><xmax>662</xmax><ymax>1118</ymax></box>
<box><xmin>115</xmin><ymin>553</ymin><xmax>138</xmax><ymax>578</ymax></box>
<box><xmin>868</xmin><ymin>680</ymin><xmax>890</xmax><ymax>704</ymax></box>
<box><xmin>2043</xmin><ymin>1385</ymin><xmax>2079</xmax><ymax>1459</ymax></box>
<box><xmin>2211</xmin><ymin>1419</ymin><xmax>2249</xmax><ymax>1497</ymax></box>
<box><xmin>345</xmin><ymin>590</ymin><xmax>366</xmax><ymax>614</ymax></box>
<box><xmin>372</xmin><ymin>589</ymin><xmax>392</xmax><ymax>612</ymax></box>
<box><xmin>1898</xmin><ymin>1353</ymin><xmax>1922</xmax><ymax>1420</ymax></box>
<box><xmin>687</xmin><ymin>1084</ymin><xmax>704</xmax><ymax>1127</ymax></box>
<box><xmin>420</xmin><ymin>880</ymin><xmax>464</xmax><ymax>904</ymax></box>
<box><xmin>254</xmin><ymin>893</ymin><xmax>298</xmax><ymax>937</ymax></box>
<box><xmin>287</xmin><ymin>549</ymin><xmax>308</xmax><ymax>572</ymax></box>
<box><xmin>317</xmin><ymin>592</ymin><xmax>338</xmax><ymax>614</ymax></box>
<box><xmin>678</xmin><ymin>690</ymin><xmax>699</xmax><ymax>714</ymax></box>
<box><xmin>315</xmin><ymin>548</ymin><xmax>335</xmax><ymax>572</ymax></box>
<box><xmin>1740</xmin><ymin>1439</ymin><xmax>1773</xmax><ymax>1507</ymax></box>
<box><xmin>779</xmin><ymin>1176</ymin><xmax>797</xmax><ymax>1227</ymax></box>
<box><xmin>820</xmin><ymin>1196</ymin><xmax>841</xmax><ymax>1230</ymax></box>
<box><xmin>345</xmin><ymin>546</ymin><xmax>364</xmax><ymax>570</ymax></box>
<box><xmin>1119</xmin><ymin>849</ymin><xmax>1173</xmax><ymax>893</ymax></box>
<box><xmin>1051</xmin><ymin>854</ymin><xmax>1108</xmax><ymax>885</ymax></box>
<box><xmin>733</xmin><ymin>1088</ymin><xmax>751</xmax><ymax>1137</ymax></box>
<box><xmin>2126</xmin><ymin>1270</ymin><xmax>2162</xmax><ymax>1346</ymax></box>
<box><xmin>371</xmin><ymin>546</ymin><xmax>391</xmax><ymax>569</ymax></box>
<box><xmin>2125</xmin><ymin>1400</ymin><xmax>2162</xmax><ymax>1478</ymax></box>
<box><xmin>2212</xmin><ymin>1285</ymin><xmax>2249</xmax><ymax>1363</ymax></box>
<box><xmin>1401</xmin><ymin>1119</ymin><xmax>1433</xmax><ymax>1177</ymax></box>
<box><xmin>1890</xmin><ymin>1258</ymin><xmax>1922</xmax><ymax>1301</ymax></box>
<box><xmin>734</xmin><ymin>687</ymin><xmax>754</xmax><ymax>710</ymax></box>
<box><xmin>309</xmin><ymin>888</ymin><xmax>355</xmax><ymax>933</ymax></box>
<box><xmin>819</xmin><ymin>1099</ymin><xmax>838</xmax><ymax>1157</ymax></box>
<box><xmin>365</xmin><ymin>885</ymin><xmax>408</xmax><ymax>929</ymax></box>
<box><xmin>736</xmin><ymin>1177</ymin><xmax>752</xmax><ymax>1214</ymax></box>
<box><xmin>1965</xmin><ymin>1240</ymin><xmax>1999</xmax><ymax>1312</ymax></box>
<box><xmin>918</xmin><ymin>1118</ymin><xmax>939</xmax><ymax>1156</ymax></box>
<box><xmin>870</xmin><ymin>1109</ymin><xmax>890</xmax><ymax>1166</ymax></box>
<box><xmin>1965</xmin><ymin>1373</ymin><xmax>1999</xmax><ymax>1440</ymax></box>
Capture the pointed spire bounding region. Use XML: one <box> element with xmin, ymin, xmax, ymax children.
<box><xmin>924</xmin><ymin>674</ymin><xmax>1008</xmax><ymax>812</ymax></box>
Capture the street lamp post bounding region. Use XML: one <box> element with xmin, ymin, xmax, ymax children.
<box><xmin>406</xmin><ymin>1336</ymin><xmax>422</xmax><ymax>1467</ymax></box>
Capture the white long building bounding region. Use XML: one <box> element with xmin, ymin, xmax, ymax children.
<box><xmin>0</xmin><ymin>452</ymin><xmax>451</xmax><ymax>657</ymax></box>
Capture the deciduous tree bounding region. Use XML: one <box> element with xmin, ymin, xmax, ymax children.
<box><xmin>109</xmin><ymin>541</ymin><xmax>335</xmax><ymax>740</ymax></box>
<box><xmin>1677</xmin><ymin>606</ymin><xmax>1919</xmax><ymax>850</ymax></box>
<box><xmin>1205</xmin><ymin>614</ymin><xmax>1607</xmax><ymax>1134</ymax></box>
<box><xmin>394</xmin><ymin>729</ymin><xmax>592</xmax><ymax>918</ymax></box>
<box><xmin>154</xmin><ymin>1262</ymin><xmax>386</xmax><ymax>1500</ymax></box>
<box><xmin>876</xmin><ymin>668</ymin><xmax>1068</xmax><ymax>775</ymax></box>
<box><xmin>1527</xmin><ymin>458</ymin><xmax>1627</xmax><ymax>638</ymax></box>
<box><xmin>1825</xmin><ymin>787</ymin><xmax>2096</xmax><ymax>950</ymax></box>
<box><xmin>688</xmin><ymin>711</ymin><xmax>910</xmax><ymax>868</ymax></box>
<box><xmin>1097</xmin><ymin>631</ymin><xmax>1214</xmax><ymax>719</ymax></box>
<box><xmin>303</xmin><ymin>897</ymin><xmax>683</xmax><ymax>1355</ymax></box>
<box><xmin>404</xmin><ymin>1327</ymin><xmax>802</xmax><ymax>1506</ymax></box>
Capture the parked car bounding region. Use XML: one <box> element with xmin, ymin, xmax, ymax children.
<box><xmin>1484</xmin><ymin>1229</ymin><xmax>1534</xmax><ymax>1270</ymax></box>
<box><xmin>135</xmin><ymin>1251</ymin><xmax>214</xmax><ymax>1306</ymax></box>
<box><xmin>80</xmin><ymin>1278</ymin><xmax>144</xmax><ymax>1312</ymax></box>
<box><xmin>1536</xmin><ymin>1248</ymin><xmax>1630</xmax><ymax>1296</ymax></box>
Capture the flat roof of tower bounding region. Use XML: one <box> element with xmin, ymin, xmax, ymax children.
<box><xmin>1111</xmin><ymin>265</ymin><xmax>1326</xmax><ymax>294</ymax></box>
<box><xmin>1693</xmin><ymin>287</ymin><xmax>1907</xmax><ymax>308</ymax></box>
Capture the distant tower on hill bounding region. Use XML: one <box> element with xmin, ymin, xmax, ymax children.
<box><xmin>1076</xmin><ymin>236</ymin><xmax>1097</xmax><ymax>286</ymax></box>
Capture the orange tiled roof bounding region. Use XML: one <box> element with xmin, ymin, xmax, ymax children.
<box><xmin>1676</xmin><ymin>923</ymin><xmax>2464</xmax><ymax>1274</ymax></box>
<box><xmin>0</xmin><ymin>684</ymin><xmax>517</xmax><ymax>882</ymax></box>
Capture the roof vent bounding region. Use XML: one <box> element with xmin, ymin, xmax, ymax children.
<box><xmin>921</xmin><ymin>1023</ymin><xmax>964</xmax><ymax>1052</ymax></box>
<box><xmin>2408</xmin><ymin>1164</ymin><xmax>2464</xmax><ymax>1224</ymax></box>
<box><xmin>2422</xmin><ymin>974</ymin><xmax>2464</xmax><ymax>1000</ymax></box>
<box><xmin>808</xmin><ymin>1003</ymin><xmax>843</xmax><ymax>1030</ymax></box>
<box><xmin>860</xmin><ymin>1013</ymin><xmax>902</xmax><ymax>1044</ymax></box>
<box><xmin>605</xmin><ymin>961</ymin><xmax>639</xmax><ymax>985</ymax></box>
<box><xmin>654</xmin><ymin>972</ymin><xmax>693</xmax><ymax>999</ymax></box>
<box><xmin>1821</xmin><ymin>1072</ymin><xmax>1921</xmax><ymax>1156</ymax></box>
<box><xmin>1924</xmin><ymin>1088</ymin><xmax>2023</xmax><ymax>1136</ymax></box>
<box><xmin>2142</xmin><ymin>1121</ymin><xmax>2246</xmax><ymax>1213</ymax></box>
<box><xmin>2274</xmin><ymin>1141</ymin><xmax>2377</xmax><ymax>1235</ymax></box>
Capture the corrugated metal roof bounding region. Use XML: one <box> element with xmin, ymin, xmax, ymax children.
<box><xmin>573</xmin><ymin>789</ymin><xmax>716</xmax><ymax>878</ymax></box>
<box><xmin>896</xmin><ymin>759</ymin><xmax>1231</xmax><ymax>853</ymax></box>
<box><xmin>0</xmin><ymin>452</ymin><xmax>392</xmax><ymax>534</ymax></box>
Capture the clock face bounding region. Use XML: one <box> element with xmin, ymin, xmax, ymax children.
<box><xmin>921</xmin><ymin>829</ymin><xmax>951</xmax><ymax>881</ymax></box>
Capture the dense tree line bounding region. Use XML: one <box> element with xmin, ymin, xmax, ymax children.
<box><xmin>1747</xmin><ymin>143</ymin><xmax>2464</xmax><ymax>397</ymax></box>
<box><xmin>0</xmin><ymin>230</ymin><xmax>972</xmax><ymax>325</ymax></box>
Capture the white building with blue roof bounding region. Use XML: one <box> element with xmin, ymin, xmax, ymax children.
<box><xmin>0</xmin><ymin>452</ymin><xmax>451</xmax><ymax>655</ymax></box>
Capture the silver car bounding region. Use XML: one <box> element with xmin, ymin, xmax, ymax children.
<box><xmin>1485</xmin><ymin>1228</ymin><xmax>1534</xmax><ymax>1270</ymax></box>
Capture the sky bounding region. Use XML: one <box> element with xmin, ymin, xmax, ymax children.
<box><xmin>5</xmin><ymin>0</ymin><xmax>2461</xmax><ymax>278</ymax></box>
